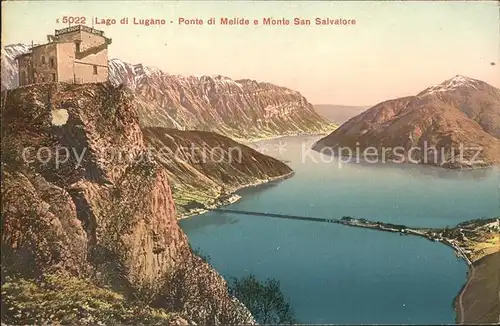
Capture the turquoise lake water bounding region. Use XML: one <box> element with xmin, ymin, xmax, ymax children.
<box><xmin>179</xmin><ymin>136</ymin><xmax>500</xmax><ymax>324</ymax></box>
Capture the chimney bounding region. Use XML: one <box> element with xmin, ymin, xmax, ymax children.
<box><xmin>47</xmin><ymin>35</ymin><xmax>57</xmax><ymax>42</ymax></box>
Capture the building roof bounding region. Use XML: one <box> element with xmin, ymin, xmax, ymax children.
<box><xmin>14</xmin><ymin>41</ymin><xmax>74</xmax><ymax>59</ymax></box>
<box><xmin>55</xmin><ymin>25</ymin><xmax>112</xmax><ymax>44</ymax></box>
<box><xmin>14</xmin><ymin>25</ymin><xmax>112</xmax><ymax>60</ymax></box>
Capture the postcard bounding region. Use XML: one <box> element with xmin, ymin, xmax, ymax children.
<box><xmin>1</xmin><ymin>1</ymin><xmax>499</xmax><ymax>325</ymax></box>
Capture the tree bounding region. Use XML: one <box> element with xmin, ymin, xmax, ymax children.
<box><xmin>152</xmin><ymin>254</ymin><xmax>253</xmax><ymax>325</ymax></box>
<box><xmin>229</xmin><ymin>274</ymin><xmax>296</xmax><ymax>324</ymax></box>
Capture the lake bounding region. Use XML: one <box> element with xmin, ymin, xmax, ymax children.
<box><xmin>179</xmin><ymin>135</ymin><xmax>500</xmax><ymax>324</ymax></box>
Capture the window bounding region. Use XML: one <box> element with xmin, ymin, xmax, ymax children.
<box><xmin>52</xmin><ymin>73</ymin><xmax>56</xmax><ymax>81</ymax></box>
<box><xmin>41</xmin><ymin>56</ymin><xmax>46</xmax><ymax>64</ymax></box>
<box><xmin>49</xmin><ymin>57</ymin><xmax>55</xmax><ymax>68</ymax></box>
<box><xmin>93</xmin><ymin>65</ymin><xmax>98</xmax><ymax>75</ymax></box>
<box><xmin>75</xmin><ymin>41</ymin><xmax>81</xmax><ymax>53</ymax></box>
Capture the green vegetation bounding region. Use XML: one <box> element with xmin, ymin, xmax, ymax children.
<box><xmin>0</xmin><ymin>231</ymin><xmax>295</xmax><ymax>326</ymax></box>
<box><xmin>229</xmin><ymin>274</ymin><xmax>296</xmax><ymax>324</ymax></box>
<box><xmin>172</xmin><ymin>186</ymin><xmax>216</xmax><ymax>216</ymax></box>
<box><xmin>189</xmin><ymin>246</ymin><xmax>296</xmax><ymax>324</ymax></box>
<box><xmin>1</xmin><ymin>273</ymin><xmax>173</xmax><ymax>325</ymax></box>
<box><xmin>153</xmin><ymin>254</ymin><xmax>252</xmax><ymax>324</ymax></box>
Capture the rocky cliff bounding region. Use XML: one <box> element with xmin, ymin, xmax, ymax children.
<box><xmin>143</xmin><ymin>127</ymin><xmax>293</xmax><ymax>216</ymax></box>
<box><xmin>1</xmin><ymin>82</ymin><xmax>256</xmax><ymax>324</ymax></box>
<box><xmin>313</xmin><ymin>75</ymin><xmax>500</xmax><ymax>169</ymax></box>
<box><xmin>2</xmin><ymin>44</ymin><xmax>334</xmax><ymax>140</ymax></box>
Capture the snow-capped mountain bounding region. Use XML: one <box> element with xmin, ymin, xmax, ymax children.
<box><xmin>416</xmin><ymin>75</ymin><xmax>500</xmax><ymax>138</ymax></box>
<box><xmin>418</xmin><ymin>75</ymin><xmax>484</xmax><ymax>95</ymax></box>
<box><xmin>313</xmin><ymin>75</ymin><xmax>500</xmax><ymax>169</ymax></box>
<box><xmin>108</xmin><ymin>58</ymin><xmax>163</xmax><ymax>89</ymax></box>
<box><xmin>1</xmin><ymin>44</ymin><xmax>31</xmax><ymax>91</ymax></box>
<box><xmin>1</xmin><ymin>44</ymin><xmax>333</xmax><ymax>139</ymax></box>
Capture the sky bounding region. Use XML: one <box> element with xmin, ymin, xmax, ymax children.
<box><xmin>2</xmin><ymin>1</ymin><xmax>499</xmax><ymax>105</ymax></box>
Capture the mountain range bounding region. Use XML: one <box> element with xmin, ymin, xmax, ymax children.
<box><xmin>1</xmin><ymin>44</ymin><xmax>335</xmax><ymax>140</ymax></box>
<box><xmin>313</xmin><ymin>75</ymin><xmax>500</xmax><ymax>169</ymax></box>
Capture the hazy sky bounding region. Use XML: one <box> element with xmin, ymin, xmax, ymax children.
<box><xmin>2</xmin><ymin>1</ymin><xmax>499</xmax><ymax>105</ymax></box>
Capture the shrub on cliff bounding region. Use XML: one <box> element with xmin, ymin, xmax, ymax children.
<box><xmin>1</xmin><ymin>273</ymin><xmax>174</xmax><ymax>325</ymax></box>
<box><xmin>153</xmin><ymin>254</ymin><xmax>254</xmax><ymax>324</ymax></box>
<box><xmin>229</xmin><ymin>274</ymin><xmax>296</xmax><ymax>324</ymax></box>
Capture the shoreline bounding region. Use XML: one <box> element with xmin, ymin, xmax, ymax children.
<box><xmin>329</xmin><ymin>218</ymin><xmax>474</xmax><ymax>265</ymax></box>
<box><xmin>309</xmin><ymin>151</ymin><xmax>499</xmax><ymax>171</ymax></box>
<box><xmin>237</xmin><ymin>131</ymin><xmax>332</xmax><ymax>145</ymax></box>
<box><xmin>334</xmin><ymin>217</ymin><xmax>499</xmax><ymax>324</ymax></box>
<box><xmin>180</xmin><ymin>198</ymin><xmax>497</xmax><ymax>323</ymax></box>
<box><xmin>453</xmin><ymin>264</ymin><xmax>475</xmax><ymax>324</ymax></box>
<box><xmin>177</xmin><ymin>171</ymin><xmax>295</xmax><ymax>220</ymax></box>
<box><xmin>453</xmin><ymin>242</ymin><xmax>499</xmax><ymax>325</ymax></box>
<box><xmin>453</xmin><ymin>251</ymin><xmax>500</xmax><ymax>325</ymax></box>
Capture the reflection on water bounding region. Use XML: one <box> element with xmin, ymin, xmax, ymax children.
<box><xmin>250</xmin><ymin>135</ymin><xmax>498</xmax><ymax>182</ymax></box>
<box><xmin>338</xmin><ymin>160</ymin><xmax>497</xmax><ymax>181</ymax></box>
<box><xmin>237</xmin><ymin>179</ymin><xmax>284</xmax><ymax>195</ymax></box>
<box><xmin>247</xmin><ymin>137</ymin><xmax>499</xmax><ymax>226</ymax></box>
<box><xmin>181</xmin><ymin>213</ymin><xmax>239</xmax><ymax>231</ymax></box>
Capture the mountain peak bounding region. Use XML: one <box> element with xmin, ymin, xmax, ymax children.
<box><xmin>419</xmin><ymin>74</ymin><xmax>481</xmax><ymax>96</ymax></box>
<box><xmin>313</xmin><ymin>73</ymin><xmax>500</xmax><ymax>169</ymax></box>
<box><xmin>447</xmin><ymin>74</ymin><xmax>475</xmax><ymax>83</ymax></box>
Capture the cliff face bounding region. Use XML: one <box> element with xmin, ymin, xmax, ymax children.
<box><xmin>313</xmin><ymin>76</ymin><xmax>500</xmax><ymax>169</ymax></box>
<box><xmin>2</xmin><ymin>82</ymin><xmax>184</xmax><ymax>285</ymax></box>
<box><xmin>143</xmin><ymin>127</ymin><xmax>293</xmax><ymax>216</ymax></box>
<box><xmin>1</xmin><ymin>82</ymin><xmax>254</xmax><ymax>324</ymax></box>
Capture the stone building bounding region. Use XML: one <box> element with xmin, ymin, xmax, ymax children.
<box><xmin>16</xmin><ymin>25</ymin><xmax>112</xmax><ymax>86</ymax></box>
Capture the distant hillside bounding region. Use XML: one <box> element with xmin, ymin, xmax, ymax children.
<box><xmin>314</xmin><ymin>105</ymin><xmax>370</xmax><ymax>125</ymax></box>
<box><xmin>142</xmin><ymin>127</ymin><xmax>293</xmax><ymax>216</ymax></box>
<box><xmin>313</xmin><ymin>75</ymin><xmax>500</xmax><ymax>169</ymax></box>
